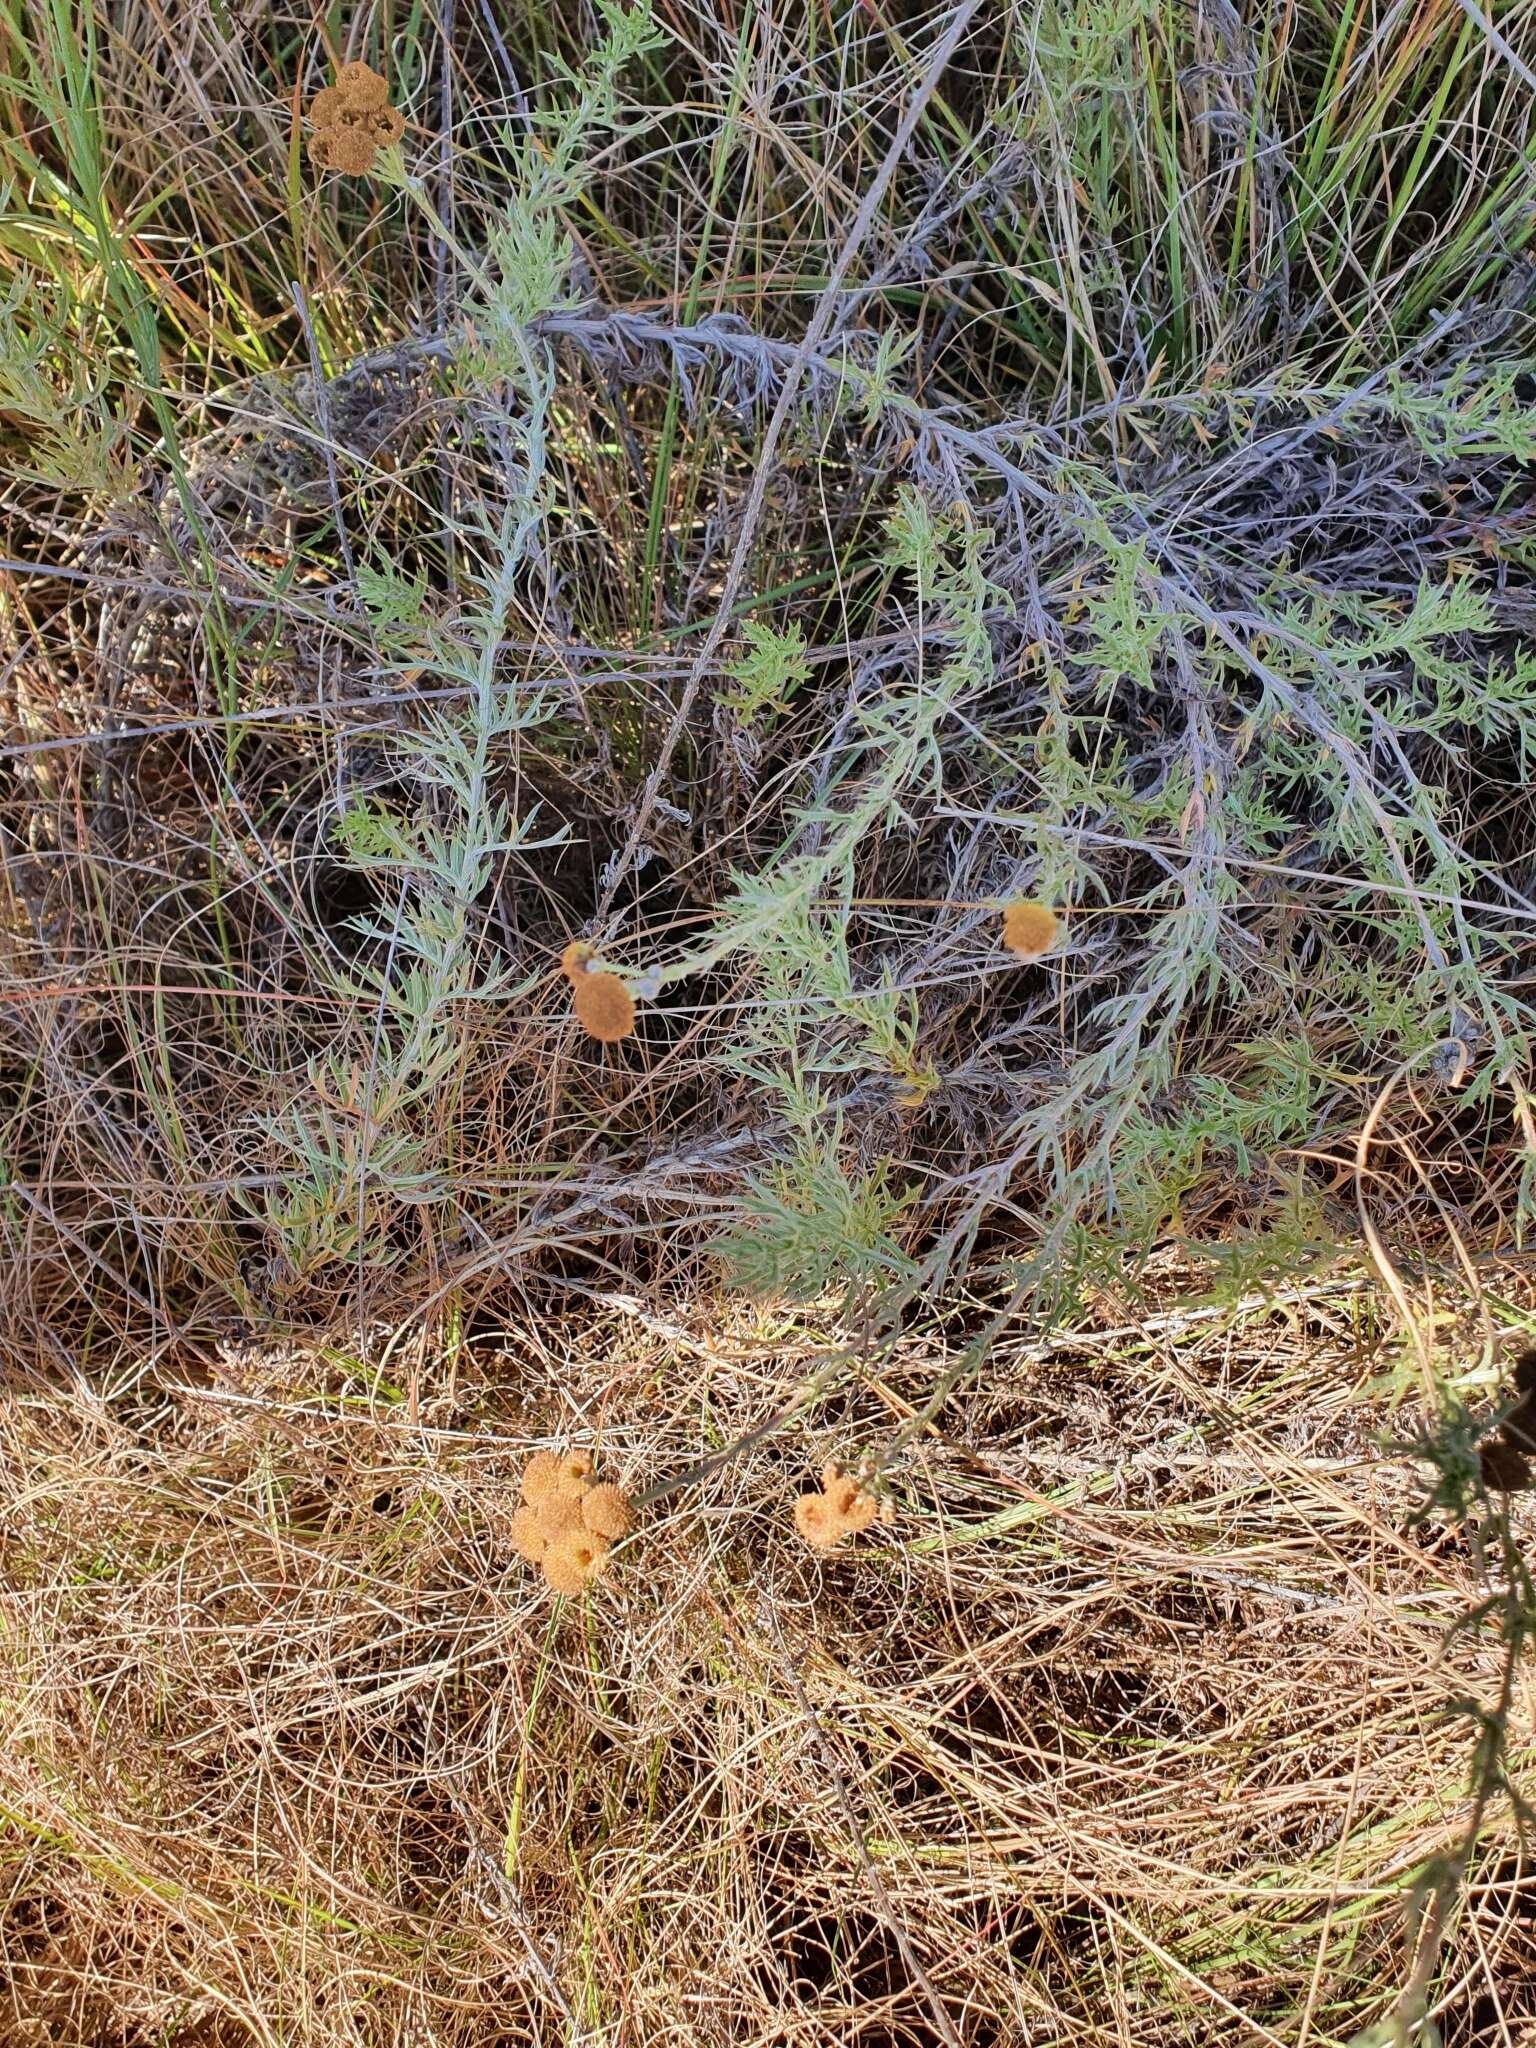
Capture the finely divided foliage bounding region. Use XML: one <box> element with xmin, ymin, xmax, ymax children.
<box><xmin>3</xmin><ymin>0</ymin><xmax>1536</xmax><ymax>2041</ymax></box>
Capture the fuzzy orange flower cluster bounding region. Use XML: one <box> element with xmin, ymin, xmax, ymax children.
<box><xmin>999</xmin><ymin>899</ymin><xmax>1060</xmax><ymax>960</ymax></box>
<box><xmin>308</xmin><ymin>62</ymin><xmax>405</xmax><ymax>175</ymax></box>
<box><xmin>793</xmin><ymin>1462</ymin><xmax>879</xmax><ymax>1551</ymax></box>
<box><xmin>559</xmin><ymin>940</ymin><xmax>636</xmax><ymax>1044</ymax></box>
<box><xmin>511</xmin><ymin>1450</ymin><xmax>634</xmax><ymax>1594</ymax></box>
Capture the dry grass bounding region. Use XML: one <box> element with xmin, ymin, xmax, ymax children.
<box><xmin>3</xmin><ymin>1263</ymin><xmax>1536</xmax><ymax>2045</ymax></box>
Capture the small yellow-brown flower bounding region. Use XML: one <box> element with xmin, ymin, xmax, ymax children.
<box><xmin>1000</xmin><ymin>899</ymin><xmax>1060</xmax><ymax>961</ymax></box>
<box><xmin>573</xmin><ymin>970</ymin><xmax>636</xmax><ymax>1043</ymax></box>
<box><xmin>792</xmin><ymin>1462</ymin><xmax>879</xmax><ymax>1551</ymax></box>
<box><xmin>580</xmin><ymin>1483</ymin><xmax>634</xmax><ymax>1540</ymax></box>
<box><xmin>537</xmin><ymin>1488</ymin><xmax>586</xmax><ymax>1538</ymax></box>
<box><xmin>793</xmin><ymin>1492</ymin><xmax>836</xmax><ymax>1548</ymax></box>
<box><xmin>543</xmin><ymin>1527</ymin><xmax>608</xmax><ymax>1596</ymax></box>
<box><xmin>335</xmin><ymin>60</ymin><xmax>390</xmax><ymax>112</ymax></box>
<box><xmin>521</xmin><ymin>1447</ymin><xmax>591</xmax><ymax>1506</ymax></box>
<box><xmin>509</xmin><ymin>1504</ymin><xmax>546</xmax><ymax>1564</ymax></box>
<box><xmin>559</xmin><ymin>938</ymin><xmax>638</xmax><ymax>1043</ymax></box>
<box><xmin>307</xmin><ymin>61</ymin><xmax>405</xmax><ymax>176</ymax></box>
<box><xmin>314</xmin><ymin>123</ymin><xmax>378</xmax><ymax>176</ymax></box>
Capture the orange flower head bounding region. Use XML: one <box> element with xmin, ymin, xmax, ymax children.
<box><xmin>514</xmin><ymin>1451</ymin><xmax>632</xmax><ymax>1591</ymax></box>
<box><xmin>581</xmin><ymin>1483</ymin><xmax>634</xmax><ymax>1541</ymax></box>
<box><xmin>843</xmin><ymin>1490</ymin><xmax>877</xmax><ymax>1534</ymax></box>
<box><xmin>336</xmin><ymin>60</ymin><xmax>390</xmax><ymax>111</ymax></box>
<box><xmin>793</xmin><ymin>1493</ymin><xmax>839</xmax><ymax>1549</ymax></box>
<box><xmin>1000</xmin><ymin>900</ymin><xmax>1060</xmax><ymax>960</ymax></box>
<box><xmin>573</xmin><ymin>970</ymin><xmax>635</xmax><ymax>1044</ymax></box>
<box><xmin>369</xmin><ymin>104</ymin><xmax>405</xmax><ymax>147</ymax></box>
<box><xmin>509</xmin><ymin>1505</ymin><xmax>545</xmax><ymax>1564</ymax></box>
<box><xmin>520</xmin><ymin>1450</ymin><xmax>564</xmax><ymax>1506</ymax></box>
<box><xmin>560</xmin><ymin>940</ymin><xmax>596</xmax><ymax>981</ymax></box>
<box><xmin>535</xmin><ymin>1489</ymin><xmax>585</xmax><ymax>1538</ymax></box>
<box><xmin>793</xmin><ymin>1464</ymin><xmax>880</xmax><ymax>1550</ymax></box>
<box><xmin>540</xmin><ymin>1545</ymin><xmax>589</xmax><ymax>1596</ymax></box>
<box><xmin>823</xmin><ymin>1472</ymin><xmax>860</xmax><ymax>1518</ymax></box>
<box><xmin>542</xmin><ymin>1528</ymin><xmax>609</xmax><ymax>1595</ymax></box>
<box><xmin>311</xmin><ymin>126</ymin><xmax>378</xmax><ymax>175</ymax></box>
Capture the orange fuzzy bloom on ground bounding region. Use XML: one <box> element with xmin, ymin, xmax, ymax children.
<box><xmin>793</xmin><ymin>1464</ymin><xmax>879</xmax><ymax>1550</ymax></box>
<box><xmin>310</xmin><ymin>123</ymin><xmax>377</xmax><ymax>174</ymax></box>
<box><xmin>581</xmin><ymin>1483</ymin><xmax>634</xmax><ymax>1539</ymax></box>
<box><xmin>509</xmin><ymin>1505</ymin><xmax>546</xmax><ymax>1564</ymax></box>
<box><xmin>573</xmin><ymin>970</ymin><xmax>636</xmax><ymax>1043</ymax></box>
<box><xmin>793</xmin><ymin>1492</ymin><xmax>839</xmax><ymax>1549</ymax></box>
<box><xmin>1000</xmin><ymin>899</ymin><xmax>1060</xmax><ymax>960</ymax></box>
<box><xmin>542</xmin><ymin>1529</ymin><xmax>609</xmax><ymax>1595</ymax></box>
<box><xmin>822</xmin><ymin>1471</ymin><xmax>877</xmax><ymax>1531</ymax></box>
<box><xmin>519</xmin><ymin>1449</ymin><xmax>563</xmax><ymax>1503</ymax></box>
<box><xmin>536</xmin><ymin>1489</ymin><xmax>585</xmax><ymax>1536</ymax></box>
